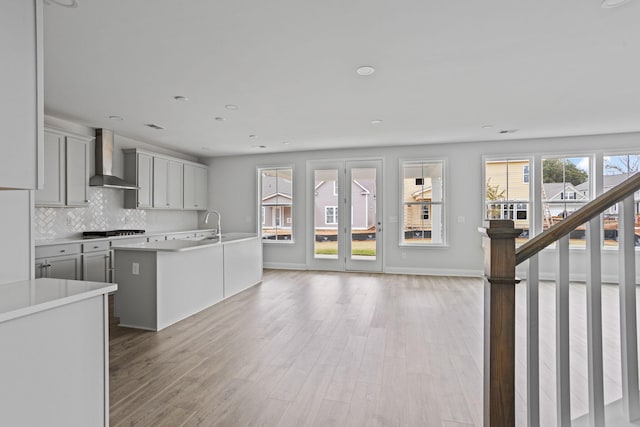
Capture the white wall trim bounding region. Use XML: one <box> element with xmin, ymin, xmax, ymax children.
<box><xmin>384</xmin><ymin>266</ymin><xmax>483</xmax><ymax>278</ymax></box>
<box><xmin>263</xmin><ymin>262</ymin><xmax>307</xmax><ymax>270</ymax></box>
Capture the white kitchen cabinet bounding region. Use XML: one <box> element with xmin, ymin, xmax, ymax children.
<box><xmin>153</xmin><ymin>158</ymin><xmax>183</xmax><ymax>209</ymax></box>
<box><xmin>35</xmin><ymin>243</ymin><xmax>82</xmax><ymax>280</ymax></box>
<box><xmin>35</xmin><ymin>131</ymin><xmax>65</xmax><ymax>206</ymax></box>
<box><xmin>148</xmin><ymin>235</ymin><xmax>166</xmax><ymax>243</ymax></box>
<box><xmin>124</xmin><ymin>151</ymin><xmax>153</xmax><ymax>209</ymax></box>
<box><xmin>83</xmin><ymin>251</ymin><xmax>111</xmax><ymax>283</ymax></box>
<box><xmin>35</xmin><ymin>254</ymin><xmax>82</xmax><ymax>280</ymax></box>
<box><xmin>35</xmin><ymin>129</ymin><xmax>91</xmax><ymax>207</ymax></box>
<box><xmin>82</xmin><ymin>240</ymin><xmax>112</xmax><ymax>283</ymax></box>
<box><xmin>66</xmin><ymin>136</ymin><xmax>90</xmax><ymax>206</ymax></box>
<box><xmin>124</xmin><ymin>148</ymin><xmax>206</xmax><ymax>210</ymax></box>
<box><xmin>0</xmin><ymin>0</ymin><xmax>42</xmax><ymax>190</ymax></box>
<box><xmin>184</xmin><ymin>164</ymin><xmax>208</xmax><ymax>210</ymax></box>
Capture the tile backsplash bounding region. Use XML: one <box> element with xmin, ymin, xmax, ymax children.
<box><xmin>34</xmin><ymin>188</ymin><xmax>199</xmax><ymax>239</ymax></box>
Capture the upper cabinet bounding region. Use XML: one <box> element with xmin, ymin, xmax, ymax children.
<box><xmin>124</xmin><ymin>151</ymin><xmax>152</xmax><ymax>209</ymax></box>
<box><xmin>35</xmin><ymin>129</ymin><xmax>91</xmax><ymax>207</ymax></box>
<box><xmin>125</xmin><ymin>149</ymin><xmax>207</xmax><ymax>211</ymax></box>
<box><xmin>153</xmin><ymin>158</ymin><xmax>183</xmax><ymax>209</ymax></box>
<box><xmin>0</xmin><ymin>0</ymin><xmax>43</xmax><ymax>189</ymax></box>
<box><xmin>184</xmin><ymin>164</ymin><xmax>208</xmax><ymax>210</ymax></box>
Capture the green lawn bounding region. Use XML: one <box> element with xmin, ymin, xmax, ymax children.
<box><xmin>314</xmin><ymin>240</ymin><xmax>376</xmax><ymax>256</ymax></box>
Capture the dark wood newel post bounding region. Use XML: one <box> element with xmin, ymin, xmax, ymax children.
<box><xmin>479</xmin><ymin>220</ymin><xmax>522</xmax><ymax>427</ymax></box>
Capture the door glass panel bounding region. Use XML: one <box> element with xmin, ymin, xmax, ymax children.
<box><xmin>350</xmin><ymin>167</ymin><xmax>376</xmax><ymax>260</ymax></box>
<box><xmin>314</xmin><ymin>169</ymin><xmax>339</xmax><ymax>259</ymax></box>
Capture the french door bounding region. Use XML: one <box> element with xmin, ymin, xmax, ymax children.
<box><xmin>308</xmin><ymin>159</ymin><xmax>382</xmax><ymax>272</ymax></box>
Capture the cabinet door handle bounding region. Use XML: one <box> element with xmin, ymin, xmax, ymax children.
<box><xmin>93</xmin><ymin>246</ymin><xmax>100</xmax><ymax>249</ymax></box>
<box><xmin>60</xmin><ymin>249</ymin><xmax>66</xmax><ymax>253</ymax></box>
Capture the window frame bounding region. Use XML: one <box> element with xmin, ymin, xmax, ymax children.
<box><xmin>257</xmin><ymin>165</ymin><xmax>294</xmax><ymax>244</ymax></box>
<box><xmin>399</xmin><ymin>158</ymin><xmax>447</xmax><ymax>247</ymax></box>
<box><xmin>325</xmin><ymin>206</ymin><xmax>338</xmax><ymax>225</ymax></box>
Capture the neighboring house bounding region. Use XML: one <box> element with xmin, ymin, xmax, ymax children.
<box><xmin>542</xmin><ymin>182</ymin><xmax>589</xmax><ymax>217</ymax></box>
<box><xmin>576</xmin><ymin>174</ymin><xmax>640</xmax><ymax>215</ymax></box>
<box><xmin>314</xmin><ymin>179</ymin><xmax>376</xmax><ymax>231</ymax></box>
<box><xmin>485</xmin><ymin>160</ymin><xmax>531</xmax><ymax>230</ymax></box>
<box><xmin>261</xmin><ymin>175</ymin><xmax>292</xmax><ymax>231</ymax></box>
<box><xmin>403</xmin><ymin>178</ymin><xmax>435</xmax><ymax>232</ymax></box>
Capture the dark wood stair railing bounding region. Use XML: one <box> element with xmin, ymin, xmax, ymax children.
<box><xmin>479</xmin><ymin>172</ymin><xmax>640</xmax><ymax>427</ymax></box>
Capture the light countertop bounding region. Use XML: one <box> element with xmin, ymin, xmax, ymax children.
<box><xmin>35</xmin><ymin>228</ymin><xmax>216</xmax><ymax>246</ymax></box>
<box><xmin>112</xmin><ymin>233</ymin><xmax>259</xmax><ymax>252</ymax></box>
<box><xmin>0</xmin><ymin>278</ymin><xmax>117</xmax><ymax>323</ymax></box>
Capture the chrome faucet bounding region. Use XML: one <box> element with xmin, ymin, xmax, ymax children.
<box><xmin>204</xmin><ymin>210</ymin><xmax>222</xmax><ymax>238</ymax></box>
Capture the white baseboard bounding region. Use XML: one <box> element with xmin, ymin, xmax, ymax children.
<box><xmin>384</xmin><ymin>266</ymin><xmax>483</xmax><ymax>278</ymax></box>
<box><xmin>263</xmin><ymin>262</ymin><xmax>307</xmax><ymax>270</ymax></box>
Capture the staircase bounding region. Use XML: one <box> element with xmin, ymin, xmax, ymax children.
<box><xmin>480</xmin><ymin>172</ymin><xmax>640</xmax><ymax>426</ymax></box>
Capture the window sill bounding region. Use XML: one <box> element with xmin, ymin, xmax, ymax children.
<box><xmin>399</xmin><ymin>242</ymin><xmax>449</xmax><ymax>249</ymax></box>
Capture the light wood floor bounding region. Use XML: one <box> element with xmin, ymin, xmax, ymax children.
<box><xmin>109</xmin><ymin>270</ymin><xmax>629</xmax><ymax>427</ymax></box>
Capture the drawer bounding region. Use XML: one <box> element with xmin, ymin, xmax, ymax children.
<box><xmin>166</xmin><ymin>232</ymin><xmax>195</xmax><ymax>240</ymax></box>
<box><xmin>82</xmin><ymin>240</ymin><xmax>110</xmax><ymax>253</ymax></box>
<box><xmin>147</xmin><ymin>235</ymin><xmax>166</xmax><ymax>243</ymax></box>
<box><xmin>35</xmin><ymin>243</ymin><xmax>82</xmax><ymax>259</ymax></box>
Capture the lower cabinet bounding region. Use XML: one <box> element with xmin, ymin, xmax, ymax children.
<box><xmin>83</xmin><ymin>251</ymin><xmax>112</xmax><ymax>283</ymax></box>
<box><xmin>35</xmin><ymin>254</ymin><xmax>82</xmax><ymax>280</ymax></box>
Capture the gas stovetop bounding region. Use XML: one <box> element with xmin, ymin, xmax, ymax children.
<box><xmin>82</xmin><ymin>229</ymin><xmax>146</xmax><ymax>239</ymax></box>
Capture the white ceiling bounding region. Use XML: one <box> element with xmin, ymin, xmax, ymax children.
<box><xmin>43</xmin><ymin>0</ymin><xmax>640</xmax><ymax>157</ymax></box>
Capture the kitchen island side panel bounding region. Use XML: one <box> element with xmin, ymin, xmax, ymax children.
<box><xmin>156</xmin><ymin>245</ymin><xmax>223</xmax><ymax>330</ymax></box>
<box><xmin>223</xmin><ymin>237</ymin><xmax>262</xmax><ymax>298</ymax></box>
<box><xmin>0</xmin><ymin>295</ymin><xmax>107</xmax><ymax>427</ymax></box>
<box><xmin>114</xmin><ymin>250</ymin><xmax>158</xmax><ymax>330</ymax></box>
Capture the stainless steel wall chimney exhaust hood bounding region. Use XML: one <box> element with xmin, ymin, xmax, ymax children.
<box><xmin>89</xmin><ymin>129</ymin><xmax>139</xmax><ymax>189</ymax></box>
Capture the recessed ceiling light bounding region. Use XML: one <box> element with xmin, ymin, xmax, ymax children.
<box><xmin>282</xmin><ymin>141</ymin><xmax>291</xmax><ymax>145</ymax></box>
<box><xmin>249</xmin><ymin>134</ymin><xmax>257</xmax><ymax>138</ymax></box>
<box><xmin>499</xmin><ymin>129</ymin><xmax>518</xmax><ymax>134</ymax></box>
<box><xmin>356</xmin><ymin>66</ymin><xmax>376</xmax><ymax>76</ymax></box>
<box><xmin>601</xmin><ymin>0</ymin><xmax>630</xmax><ymax>8</ymax></box>
<box><xmin>225</xmin><ymin>104</ymin><xmax>238</xmax><ymax>110</ymax></box>
<box><xmin>45</xmin><ymin>0</ymin><xmax>78</xmax><ymax>8</ymax></box>
<box><xmin>482</xmin><ymin>124</ymin><xmax>493</xmax><ymax>129</ymax></box>
<box><xmin>144</xmin><ymin>123</ymin><xmax>165</xmax><ymax>130</ymax></box>
<box><xmin>252</xmin><ymin>145</ymin><xmax>267</xmax><ymax>149</ymax></box>
<box><xmin>214</xmin><ymin>117</ymin><xmax>226</xmax><ymax>122</ymax></box>
<box><xmin>173</xmin><ymin>95</ymin><xmax>189</xmax><ymax>102</ymax></box>
<box><xmin>108</xmin><ymin>115</ymin><xmax>123</xmax><ymax>121</ymax></box>
<box><xmin>371</xmin><ymin>119</ymin><xmax>383</xmax><ymax>125</ymax></box>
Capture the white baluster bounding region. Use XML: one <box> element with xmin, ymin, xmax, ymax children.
<box><xmin>619</xmin><ymin>195</ymin><xmax>640</xmax><ymax>421</ymax></box>
<box><xmin>527</xmin><ymin>254</ymin><xmax>540</xmax><ymax>427</ymax></box>
<box><xmin>586</xmin><ymin>217</ymin><xmax>605</xmax><ymax>426</ymax></box>
<box><xmin>556</xmin><ymin>234</ymin><xmax>571</xmax><ymax>426</ymax></box>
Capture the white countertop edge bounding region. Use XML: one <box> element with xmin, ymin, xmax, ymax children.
<box><xmin>35</xmin><ymin>228</ymin><xmax>216</xmax><ymax>246</ymax></box>
<box><xmin>112</xmin><ymin>234</ymin><xmax>259</xmax><ymax>252</ymax></box>
<box><xmin>0</xmin><ymin>281</ymin><xmax>117</xmax><ymax>324</ymax></box>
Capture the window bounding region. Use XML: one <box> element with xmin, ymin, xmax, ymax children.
<box><xmin>541</xmin><ymin>156</ymin><xmax>590</xmax><ymax>233</ymax></box>
<box><xmin>333</xmin><ymin>181</ymin><xmax>338</xmax><ymax>196</ymax></box>
<box><xmin>401</xmin><ymin>160</ymin><xmax>445</xmax><ymax>245</ymax></box>
<box><xmin>325</xmin><ymin>206</ymin><xmax>338</xmax><ymax>224</ymax></box>
<box><xmin>602</xmin><ymin>153</ymin><xmax>640</xmax><ymax>248</ymax></box>
<box><xmin>485</xmin><ymin>159</ymin><xmax>531</xmax><ymax>241</ymax></box>
<box><xmin>259</xmin><ymin>167</ymin><xmax>293</xmax><ymax>242</ymax></box>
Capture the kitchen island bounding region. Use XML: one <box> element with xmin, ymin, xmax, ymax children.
<box><xmin>0</xmin><ymin>278</ymin><xmax>116</xmax><ymax>427</ymax></box>
<box><xmin>113</xmin><ymin>233</ymin><xmax>262</xmax><ymax>331</ymax></box>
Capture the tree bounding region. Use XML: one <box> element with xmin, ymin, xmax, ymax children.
<box><xmin>543</xmin><ymin>159</ymin><xmax>588</xmax><ymax>186</ymax></box>
<box><xmin>486</xmin><ymin>178</ymin><xmax>505</xmax><ymax>219</ymax></box>
<box><xmin>605</xmin><ymin>154</ymin><xmax>640</xmax><ymax>175</ymax></box>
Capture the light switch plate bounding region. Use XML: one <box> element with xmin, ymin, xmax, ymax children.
<box><xmin>132</xmin><ymin>263</ymin><xmax>139</xmax><ymax>275</ymax></box>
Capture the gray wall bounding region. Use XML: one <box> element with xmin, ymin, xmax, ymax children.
<box><xmin>206</xmin><ymin>131</ymin><xmax>640</xmax><ymax>278</ymax></box>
